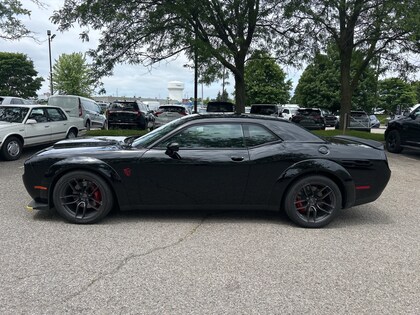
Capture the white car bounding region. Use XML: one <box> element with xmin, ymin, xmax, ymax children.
<box><xmin>0</xmin><ymin>105</ymin><xmax>86</xmax><ymax>161</ymax></box>
<box><xmin>0</xmin><ymin>96</ymin><xmax>26</xmax><ymax>105</ymax></box>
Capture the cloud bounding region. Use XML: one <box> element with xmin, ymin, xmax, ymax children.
<box><xmin>2</xmin><ymin>0</ymin><xmax>299</xmax><ymax>101</ymax></box>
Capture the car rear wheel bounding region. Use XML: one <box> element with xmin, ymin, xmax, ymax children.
<box><xmin>284</xmin><ymin>175</ymin><xmax>341</xmax><ymax>228</ymax></box>
<box><xmin>86</xmin><ymin>120</ymin><xmax>91</xmax><ymax>131</ymax></box>
<box><xmin>53</xmin><ymin>171</ymin><xmax>114</xmax><ymax>224</ymax></box>
<box><xmin>386</xmin><ymin>130</ymin><xmax>403</xmax><ymax>153</ymax></box>
<box><xmin>1</xmin><ymin>136</ymin><xmax>22</xmax><ymax>161</ymax></box>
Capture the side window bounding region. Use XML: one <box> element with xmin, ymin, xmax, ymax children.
<box><xmin>283</xmin><ymin>109</ymin><xmax>289</xmax><ymax>114</ymax></box>
<box><xmin>46</xmin><ymin>108</ymin><xmax>67</xmax><ymax>121</ymax></box>
<box><xmin>11</xmin><ymin>98</ymin><xmax>24</xmax><ymax>104</ymax></box>
<box><xmin>28</xmin><ymin>108</ymin><xmax>48</xmax><ymax>123</ymax></box>
<box><xmin>158</xmin><ymin>123</ymin><xmax>245</xmax><ymax>149</ymax></box>
<box><xmin>244</xmin><ymin>124</ymin><xmax>280</xmax><ymax>147</ymax></box>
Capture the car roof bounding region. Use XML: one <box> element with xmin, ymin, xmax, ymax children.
<box><xmin>0</xmin><ymin>104</ymin><xmax>63</xmax><ymax>109</ymax></box>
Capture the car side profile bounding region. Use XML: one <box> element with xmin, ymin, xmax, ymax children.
<box><xmin>23</xmin><ymin>114</ymin><xmax>390</xmax><ymax>228</ymax></box>
<box><xmin>0</xmin><ymin>105</ymin><xmax>85</xmax><ymax>160</ymax></box>
<box><xmin>385</xmin><ymin>105</ymin><xmax>420</xmax><ymax>153</ymax></box>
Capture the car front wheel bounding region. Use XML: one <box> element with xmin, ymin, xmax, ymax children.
<box><xmin>284</xmin><ymin>175</ymin><xmax>341</xmax><ymax>228</ymax></box>
<box><xmin>386</xmin><ymin>130</ymin><xmax>403</xmax><ymax>153</ymax></box>
<box><xmin>1</xmin><ymin>136</ymin><xmax>22</xmax><ymax>161</ymax></box>
<box><xmin>53</xmin><ymin>171</ymin><xmax>114</xmax><ymax>224</ymax></box>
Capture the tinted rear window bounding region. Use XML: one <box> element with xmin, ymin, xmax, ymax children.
<box><xmin>250</xmin><ymin>105</ymin><xmax>278</xmax><ymax>115</ymax></box>
<box><xmin>297</xmin><ymin>109</ymin><xmax>321</xmax><ymax>116</ymax></box>
<box><xmin>159</xmin><ymin>106</ymin><xmax>186</xmax><ymax>113</ymax></box>
<box><xmin>206</xmin><ymin>102</ymin><xmax>234</xmax><ymax>112</ymax></box>
<box><xmin>110</xmin><ymin>102</ymin><xmax>139</xmax><ymax>111</ymax></box>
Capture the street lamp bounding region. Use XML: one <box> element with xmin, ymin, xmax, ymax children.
<box><xmin>47</xmin><ymin>30</ymin><xmax>56</xmax><ymax>95</ymax></box>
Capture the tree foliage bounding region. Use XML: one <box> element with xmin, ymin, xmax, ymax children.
<box><xmin>378</xmin><ymin>78</ymin><xmax>417</xmax><ymax>113</ymax></box>
<box><xmin>51</xmin><ymin>0</ymin><xmax>296</xmax><ymax>113</ymax></box>
<box><xmin>244</xmin><ymin>51</ymin><xmax>291</xmax><ymax>106</ymax></box>
<box><xmin>52</xmin><ymin>52</ymin><xmax>95</xmax><ymax>97</ymax></box>
<box><xmin>0</xmin><ymin>52</ymin><xmax>43</xmax><ymax>97</ymax></box>
<box><xmin>0</xmin><ymin>0</ymin><xmax>44</xmax><ymax>40</ymax></box>
<box><xmin>286</xmin><ymin>0</ymin><xmax>420</xmax><ymax>128</ymax></box>
<box><xmin>293</xmin><ymin>46</ymin><xmax>377</xmax><ymax>113</ymax></box>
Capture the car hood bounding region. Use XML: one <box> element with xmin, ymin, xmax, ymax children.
<box><xmin>329</xmin><ymin>135</ymin><xmax>384</xmax><ymax>150</ymax></box>
<box><xmin>53</xmin><ymin>136</ymin><xmax>128</xmax><ymax>149</ymax></box>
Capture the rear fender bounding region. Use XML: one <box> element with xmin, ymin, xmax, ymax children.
<box><xmin>270</xmin><ymin>159</ymin><xmax>355</xmax><ymax>210</ymax></box>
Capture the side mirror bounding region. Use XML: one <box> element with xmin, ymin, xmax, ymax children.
<box><xmin>165</xmin><ymin>142</ymin><xmax>181</xmax><ymax>159</ymax></box>
<box><xmin>26</xmin><ymin>119</ymin><xmax>37</xmax><ymax>124</ymax></box>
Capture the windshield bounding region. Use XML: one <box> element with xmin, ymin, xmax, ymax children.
<box><xmin>0</xmin><ymin>107</ymin><xmax>29</xmax><ymax>123</ymax></box>
<box><xmin>132</xmin><ymin>116</ymin><xmax>187</xmax><ymax>148</ymax></box>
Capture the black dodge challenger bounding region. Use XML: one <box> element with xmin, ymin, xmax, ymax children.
<box><xmin>23</xmin><ymin>114</ymin><xmax>391</xmax><ymax>228</ymax></box>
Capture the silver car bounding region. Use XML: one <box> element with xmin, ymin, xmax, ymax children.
<box><xmin>154</xmin><ymin>105</ymin><xmax>189</xmax><ymax>128</ymax></box>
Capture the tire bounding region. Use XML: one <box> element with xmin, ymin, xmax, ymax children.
<box><xmin>1</xmin><ymin>136</ymin><xmax>22</xmax><ymax>161</ymax></box>
<box><xmin>86</xmin><ymin>120</ymin><xmax>91</xmax><ymax>131</ymax></box>
<box><xmin>284</xmin><ymin>175</ymin><xmax>341</xmax><ymax>228</ymax></box>
<box><xmin>53</xmin><ymin>171</ymin><xmax>114</xmax><ymax>224</ymax></box>
<box><xmin>386</xmin><ymin>129</ymin><xmax>403</xmax><ymax>153</ymax></box>
<box><xmin>102</xmin><ymin>120</ymin><xmax>108</xmax><ymax>130</ymax></box>
<box><xmin>66</xmin><ymin>129</ymin><xmax>77</xmax><ymax>139</ymax></box>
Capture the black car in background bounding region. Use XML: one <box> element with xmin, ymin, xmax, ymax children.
<box><xmin>206</xmin><ymin>101</ymin><xmax>235</xmax><ymax>112</ymax></box>
<box><xmin>107</xmin><ymin>101</ymin><xmax>154</xmax><ymax>130</ymax></box>
<box><xmin>23</xmin><ymin>114</ymin><xmax>390</xmax><ymax>228</ymax></box>
<box><xmin>250</xmin><ymin>104</ymin><xmax>282</xmax><ymax>116</ymax></box>
<box><xmin>385</xmin><ymin>105</ymin><xmax>420</xmax><ymax>153</ymax></box>
<box><xmin>291</xmin><ymin>108</ymin><xmax>326</xmax><ymax>130</ymax></box>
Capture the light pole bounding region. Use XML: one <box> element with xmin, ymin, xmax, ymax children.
<box><xmin>47</xmin><ymin>30</ymin><xmax>56</xmax><ymax>95</ymax></box>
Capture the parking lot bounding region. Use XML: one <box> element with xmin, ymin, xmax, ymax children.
<box><xmin>0</xmin><ymin>146</ymin><xmax>419</xmax><ymax>314</ymax></box>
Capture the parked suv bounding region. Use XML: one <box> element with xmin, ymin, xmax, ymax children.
<box><xmin>107</xmin><ymin>101</ymin><xmax>155</xmax><ymax>130</ymax></box>
<box><xmin>250</xmin><ymin>104</ymin><xmax>282</xmax><ymax>116</ymax></box>
<box><xmin>385</xmin><ymin>105</ymin><xmax>420</xmax><ymax>153</ymax></box>
<box><xmin>291</xmin><ymin>108</ymin><xmax>326</xmax><ymax>130</ymax></box>
<box><xmin>0</xmin><ymin>96</ymin><xmax>26</xmax><ymax>105</ymax></box>
<box><xmin>48</xmin><ymin>95</ymin><xmax>107</xmax><ymax>130</ymax></box>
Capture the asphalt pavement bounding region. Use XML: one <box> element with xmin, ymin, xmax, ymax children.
<box><xmin>0</xmin><ymin>146</ymin><xmax>418</xmax><ymax>314</ymax></box>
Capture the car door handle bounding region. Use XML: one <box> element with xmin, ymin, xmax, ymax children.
<box><xmin>231</xmin><ymin>156</ymin><xmax>244</xmax><ymax>162</ymax></box>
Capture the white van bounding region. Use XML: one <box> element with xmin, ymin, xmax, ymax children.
<box><xmin>48</xmin><ymin>95</ymin><xmax>107</xmax><ymax>130</ymax></box>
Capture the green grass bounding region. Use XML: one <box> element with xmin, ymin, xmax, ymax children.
<box><xmin>86</xmin><ymin>129</ymin><xmax>148</xmax><ymax>137</ymax></box>
<box><xmin>312</xmin><ymin>129</ymin><xmax>384</xmax><ymax>141</ymax></box>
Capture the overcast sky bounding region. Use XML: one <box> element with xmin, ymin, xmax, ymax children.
<box><xmin>3</xmin><ymin>0</ymin><xmax>302</xmax><ymax>101</ymax></box>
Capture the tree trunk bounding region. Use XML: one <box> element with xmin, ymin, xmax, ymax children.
<box><xmin>234</xmin><ymin>58</ymin><xmax>246</xmax><ymax>114</ymax></box>
<box><xmin>339</xmin><ymin>50</ymin><xmax>353</xmax><ymax>130</ymax></box>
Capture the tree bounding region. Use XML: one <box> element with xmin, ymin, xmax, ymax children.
<box><xmin>0</xmin><ymin>52</ymin><xmax>43</xmax><ymax>97</ymax></box>
<box><xmin>215</xmin><ymin>90</ymin><xmax>230</xmax><ymax>102</ymax></box>
<box><xmin>51</xmin><ymin>1</ymin><xmax>294</xmax><ymax>113</ymax></box>
<box><xmin>244</xmin><ymin>51</ymin><xmax>291</xmax><ymax>106</ymax></box>
<box><xmin>52</xmin><ymin>52</ymin><xmax>95</xmax><ymax>97</ymax></box>
<box><xmin>0</xmin><ymin>1</ymin><xmax>44</xmax><ymax>40</ymax></box>
<box><xmin>378</xmin><ymin>78</ymin><xmax>417</xmax><ymax>114</ymax></box>
<box><xmin>411</xmin><ymin>81</ymin><xmax>420</xmax><ymax>103</ymax></box>
<box><xmin>286</xmin><ymin>0</ymin><xmax>420</xmax><ymax>128</ymax></box>
<box><xmin>293</xmin><ymin>46</ymin><xmax>377</xmax><ymax>113</ymax></box>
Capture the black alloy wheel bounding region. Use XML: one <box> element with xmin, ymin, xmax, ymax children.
<box><xmin>284</xmin><ymin>175</ymin><xmax>341</xmax><ymax>228</ymax></box>
<box><xmin>386</xmin><ymin>130</ymin><xmax>403</xmax><ymax>153</ymax></box>
<box><xmin>53</xmin><ymin>171</ymin><xmax>113</xmax><ymax>224</ymax></box>
<box><xmin>1</xmin><ymin>136</ymin><xmax>22</xmax><ymax>161</ymax></box>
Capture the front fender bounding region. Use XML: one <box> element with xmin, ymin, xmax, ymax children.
<box><xmin>45</xmin><ymin>156</ymin><xmax>124</xmax><ymax>208</ymax></box>
<box><xmin>270</xmin><ymin>159</ymin><xmax>355</xmax><ymax>210</ymax></box>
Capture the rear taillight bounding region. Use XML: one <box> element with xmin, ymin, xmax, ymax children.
<box><xmin>180</xmin><ymin>111</ymin><xmax>187</xmax><ymax>116</ymax></box>
<box><xmin>155</xmin><ymin>110</ymin><xmax>163</xmax><ymax>116</ymax></box>
<box><xmin>78</xmin><ymin>104</ymin><xmax>83</xmax><ymax>117</ymax></box>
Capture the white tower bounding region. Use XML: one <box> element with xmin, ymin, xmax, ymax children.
<box><xmin>168</xmin><ymin>81</ymin><xmax>184</xmax><ymax>102</ymax></box>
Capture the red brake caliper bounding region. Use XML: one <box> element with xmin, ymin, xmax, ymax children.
<box><xmin>93</xmin><ymin>189</ymin><xmax>102</xmax><ymax>206</ymax></box>
<box><xmin>295</xmin><ymin>197</ymin><xmax>305</xmax><ymax>214</ymax></box>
